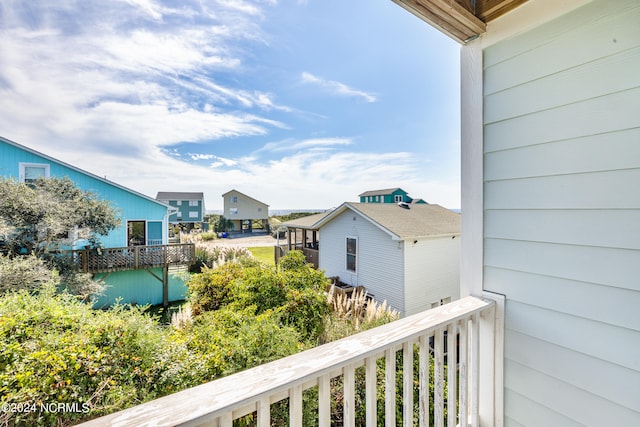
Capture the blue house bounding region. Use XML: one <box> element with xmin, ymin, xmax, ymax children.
<box><xmin>0</xmin><ymin>136</ymin><xmax>194</xmax><ymax>308</ymax></box>
<box><xmin>155</xmin><ymin>192</ymin><xmax>207</xmax><ymax>231</ymax></box>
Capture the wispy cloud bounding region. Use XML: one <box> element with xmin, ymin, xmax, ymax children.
<box><xmin>260</xmin><ymin>137</ymin><xmax>353</xmax><ymax>153</ymax></box>
<box><xmin>0</xmin><ymin>0</ymin><xmax>285</xmax><ymax>154</ymax></box>
<box><xmin>301</xmin><ymin>72</ymin><xmax>377</xmax><ymax>103</ymax></box>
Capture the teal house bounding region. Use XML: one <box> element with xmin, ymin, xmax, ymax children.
<box><xmin>155</xmin><ymin>192</ymin><xmax>207</xmax><ymax>231</ymax></box>
<box><xmin>0</xmin><ymin>136</ymin><xmax>194</xmax><ymax>308</ymax></box>
<box><xmin>358</xmin><ymin>188</ymin><xmax>428</xmax><ymax>205</ymax></box>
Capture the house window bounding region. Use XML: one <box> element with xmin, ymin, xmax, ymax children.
<box><xmin>394</xmin><ymin>195</ymin><xmax>403</xmax><ymax>203</ymax></box>
<box><xmin>346</xmin><ymin>237</ymin><xmax>357</xmax><ymax>272</ymax></box>
<box><xmin>231</xmin><ymin>196</ymin><xmax>238</xmax><ymax>203</ymax></box>
<box><xmin>230</xmin><ymin>208</ymin><xmax>238</xmax><ymax>215</ymax></box>
<box><xmin>189</xmin><ymin>200</ymin><xmax>199</xmax><ymax>207</ymax></box>
<box><xmin>188</xmin><ymin>211</ymin><xmax>199</xmax><ymax>218</ymax></box>
<box><xmin>19</xmin><ymin>163</ymin><xmax>50</xmax><ymax>183</ymax></box>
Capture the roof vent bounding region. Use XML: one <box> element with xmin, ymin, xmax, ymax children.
<box><xmin>398</xmin><ymin>202</ymin><xmax>410</xmax><ymax>210</ymax></box>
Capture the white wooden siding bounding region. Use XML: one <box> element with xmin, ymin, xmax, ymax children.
<box><xmin>404</xmin><ymin>237</ymin><xmax>460</xmax><ymax>316</ymax></box>
<box><xmin>318</xmin><ymin>211</ymin><xmax>405</xmax><ymax>315</ymax></box>
<box><xmin>482</xmin><ymin>0</ymin><xmax>640</xmax><ymax>424</ymax></box>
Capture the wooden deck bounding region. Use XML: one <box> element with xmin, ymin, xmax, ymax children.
<box><xmin>53</xmin><ymin>244</ymin><xmax>195</xmax><ymax>274</ymax></box>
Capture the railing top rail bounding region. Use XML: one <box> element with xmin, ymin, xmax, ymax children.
<box><xmin>77</xmin><ymin>295</ymin><xmax>493</xmax><ymax>427</ymax></box>
<box><xmin>59</xmin><ymin>243</ymin><xmax>194</xmax><ymax>254</ymax></box>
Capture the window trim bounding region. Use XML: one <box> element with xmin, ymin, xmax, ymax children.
<box><xmin>19</xmin><ymin>162</ymin><xmax>50</xmax><ymax>183</ymax></box>
<box><xmin>346</xmin><ymin>236</ymin><xmax>357</xmax><ymax>273</ymax></box>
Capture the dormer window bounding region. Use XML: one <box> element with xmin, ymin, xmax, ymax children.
<box><xmin>19</xmin><ymin>163</ymin><xmax>50</xmax><ymax>183</ymax></box>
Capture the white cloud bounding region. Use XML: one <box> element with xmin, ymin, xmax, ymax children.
<box><xmin>301</xmin><ymin>72</ymin><xmax>377</xmax><ymax>103</ymax></box>
<box><xmin>0</xmin><ymin>0</ymin><xmax>286</xmax><ymax>154</ymax></box>
<box><xmin>260</xmin><ymin>137</ymin><xmax>353</xmax><ymax>153</ymax></box>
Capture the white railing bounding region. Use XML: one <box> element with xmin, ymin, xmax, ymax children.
<box><xmin>78</xmin><ymin>296</ymin><xmax>499</xmax><ymax>427</ymax></box>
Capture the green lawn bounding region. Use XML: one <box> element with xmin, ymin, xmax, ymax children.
<box><xmin>247</xmin><ymin>246</ymin><xmax>275</xmax><ymax>265</ymax></box>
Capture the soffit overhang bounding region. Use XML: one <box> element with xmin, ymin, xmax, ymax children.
<box><xmin>392</xmin><ymin>0</ymin><xmax>529</xmax><ymax>43</ymax></box>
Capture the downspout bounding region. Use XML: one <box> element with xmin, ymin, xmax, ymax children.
<box><xmin>164</xmin><ymin>206</ymin><xmax>179</xmax><ymax>244</ymax></box>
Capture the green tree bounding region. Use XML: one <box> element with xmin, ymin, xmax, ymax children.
<box><xmin>0</xmin><ymin>177</ymin><xmax>119</xmax><ymax>255</ymax></box>
<box><xmin>0</xmin><ymin>177</ymin><xmax>120</xmax><ymax>296</ymax></box>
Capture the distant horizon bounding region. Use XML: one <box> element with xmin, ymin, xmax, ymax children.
<box><xmin>206</xmin><ymin>206</ymin><xmax>462</xmax><ymax>216</ymax></box>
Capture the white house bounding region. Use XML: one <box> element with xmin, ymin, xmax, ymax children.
<box><xmin>315</xmin><ymin>202</ymin><xmax>460</xmax><ymax>316</ymax></box>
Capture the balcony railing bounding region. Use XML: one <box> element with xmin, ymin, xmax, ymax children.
<box><xmin>52</xmin><ymin>244</ymin><xmax>195</xmax><ymax>274</ymax></box>
<box><xmin>275</xmin><ymin>245</ymin><xmax>319</xmax><ymax>268</ymax></box>
<box><xmin>78</xmin><ymin>295</ymin><xmax>500</xmax><ymax>427</ymax></box>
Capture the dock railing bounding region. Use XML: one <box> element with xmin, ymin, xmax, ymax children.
<box><xmin>78</xmin><ymin>295</ymin><xmax>501</xmax><ymax>427</ymax></box>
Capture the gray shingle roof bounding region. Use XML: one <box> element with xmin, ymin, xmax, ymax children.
<box><xmin>358</xmin><ymin>188</ymin><xmax>403</xmax><ymax>197</ymax></box>
<box><xmin>318</xmin><ymin>202</ymin><xmax>460</xmax><ymax>239</ymax></box>
<box><xmin>156</xmin><ymin>192</ymin><xmax>204</xmax><ymax>200</ymax></box>
<box><xmin>280</xmin><ymin>211</ymin><xmax>332</xmax><ymax>229</ymax></box>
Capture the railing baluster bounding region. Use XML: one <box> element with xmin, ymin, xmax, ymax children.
<box><xmin>403</xmin><ymin>341</ymin><xmax>413</xmax><ymax>427</ymax></box>
<box><xmin>257</xmin><ymin>397</ymin><xmax>270</xmax><ymax>427</ymax></box>
<box><xmin>470</xmin><ymin>313</ymin><xmax>480</xmax><ymax>427</ymax></box>
<box><xmin>219</xmin><ymin>412</ymin><xmax>232</xmax><ymax>427</ymax></box>
<box><xmin>344</xmin><ymin>365</ymin><xmax>355</xmax><ymax>427</ymax></box>
<box><xmin>385</xmin><ymin>347</ymin><xmax>397</xmax><ymax>427</ymax></box>
<box><xmin>419</xmin><ymin>334</ymin><xmax>429</xmax><ymax>427</ymax></box>
<box><xmin>434</xmin><ymin>328</ymin><xmax>445</xmax><ymax>427</ymax></box>
<box><xmin>366</xmin><ymin>356</ymin><xmax>377</xmax><ymax>426</ymax></box>
<box><xmin>318</xmin><ymin>374</ymin><xmax>331</xmax><ymax>427</ymax></box>
<box><xmin>290</xmin><ymin>384</ymin><xmax>303</xmax><ymax>427</ymax></box>
<box><xmin>459</xmin><ymin>317</ymin><xmax>469</xmax><ymax>427</ymax></box>
<box><xmin>447</xmin><ymin>322</ymin><xmax>458</xmax><ymax>427</ymax></box>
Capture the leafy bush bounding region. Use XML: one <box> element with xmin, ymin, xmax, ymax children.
<box><xmin>181</xmin><ymin>307</ymin><xmax>301</xmax><ymax>378</ymax></box>
<box><xmin>199</xmin><ymin>232</ymin><xmax>218</xmax><ymax>241</ymax></box>
<box><xmin>0</xmin><ymin>254</ymin><xmax>55</xmax><ymax>294</ymax></box>
<box><xmin>0</xmin><ymin>285</ymin><xmax>198</xmax><ymax>426</ymax></box>
<box><xmin>187</xmin><ymin>251</ymin><xmax>330</xmax><ymax>344</ymax></box>
<box><xmin>188</xmin><ymin>262</ymin><xmax>244</xmax><ymax>315</ymax></box>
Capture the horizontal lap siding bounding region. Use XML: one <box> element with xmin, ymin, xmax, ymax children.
<box><xmin>403</xmin><ymin>237</ymin><xmax>460</xmax><ymax>316</ymax></box>
<box><xmin>318</xmin><ymin>212</ymin><xmax>405</xmax><ymax>315</ymax></box>
<box><xmin>482</xmin><ymin>0</ymin><xmax>640</xmax><ymax>424</ymax></box>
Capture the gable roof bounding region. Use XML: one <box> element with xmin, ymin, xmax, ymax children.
<box><xmin>280</xmin><ymin>211</ymin><xmax>332</xmax><ymax>230</ymax></box>
<box><xmin>315</xmin><ymin>202</ymin><xmax>460</xmax><ymax>240</ymax></box>
<box><xmin>358</xmin><ymin>188</ymin><xmax>406</xmax><ymax>197</ymax></box>
<box><xmin>222</xmin><ymin>189</ymin><xmax>269</xmax><ymax>207</ymax></box>
<box><xmin>156</xmin><ymin>192</ymin><xmax>204</xmax><ymax>200</ymax></box>
<box><xmin>0</xmin><ymin>136</ymin><xmax>170</xmax><ymax>210</ymax></box>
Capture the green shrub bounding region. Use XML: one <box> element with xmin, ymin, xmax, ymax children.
<box><xmin>187</xmin><ymin>251</ymin><xmax>331</xmax><ymax>345</ymax></box>
<box><xmin>0</xmin><ymin>286</ymin><xmax>194</xmax><ymax>426</ymax></box>
<box><xmin>187</xmin><ymin>262</ymin><xmax>244</xmax><ymax>315</ymax></box>
<box><xmin>199</xmin><ymin>232</ymin><xmax>218</xmax><ymax>241</ymax></box>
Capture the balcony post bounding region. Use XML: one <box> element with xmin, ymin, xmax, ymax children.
<box><xmin>478</xmin><ymin>291</ymin><xmax>505</xmax><ymax>427</ymax></box>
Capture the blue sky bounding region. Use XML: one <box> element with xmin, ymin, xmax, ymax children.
<box><xmin>0</xmin><ymin>0</ymin><xmax>461</xmax><ymax>210</ymax></box>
